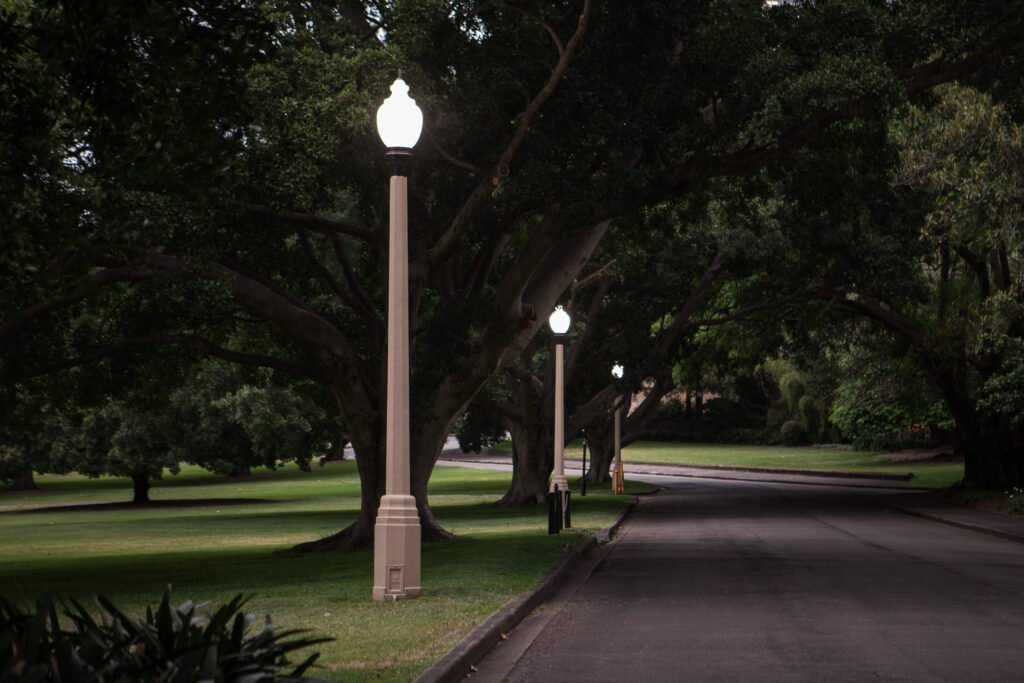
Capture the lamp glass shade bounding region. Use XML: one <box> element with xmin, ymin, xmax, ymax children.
<box><xmin>376</xmin><ymin>78</ymin><xmax>423</xmax><ymax>149</ymax></box>
<box><xmin>548</xmin><ymin>306</ymin><xmax>571</xmax><ymax>334</ymax></box>
<box><xmin>611</xmin><ymin>363</ymin><xmax>624</xmax><ymax>379</ymax></box>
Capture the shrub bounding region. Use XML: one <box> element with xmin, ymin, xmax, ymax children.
<box><xmin>851</xmin><ymin>430</ymin><xmax>930</xmax><ymax>452</ymax></box>
<box><xmin>780</xmin><ymin>419</ymin><xmax>805</xmax><ymax>446</ymax></box>
<box><xmin>653</xmin><ymin>397</ymin><xmax>687</xmax><ymax>421</ymax></box>
<box><xmin>455</xmin><ymin>410</ymin><xmax>507</xmax><ymax>453</ymax></box>
<box><xmin>795</xmin><ymin>395</ymin><xmax>817</xmax><ymax>439</ymax></box>
<box><xmin>778</xmin><ymin>372</ymin><xmax>807</xmax><ymax>414</ymax></box>
<box><xmin>1</xmin><ymin>586</ymin><xmax>331</xmax><ymax>682</ymax></box>
<box><xmin>638</xmin><ymin>428</ymin><xmax>688</xmax><ymax>442</ymax></box>
<box><xmin>712</xmin><ymin>428</ymin><xmax>772</xmax><ymax>445</ymax></box>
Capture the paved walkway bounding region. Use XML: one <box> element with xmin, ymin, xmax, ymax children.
<box><xmin>423</xmin><ymin>454</ymin><xmax>1024</xmax><ymax>682</ymax></box>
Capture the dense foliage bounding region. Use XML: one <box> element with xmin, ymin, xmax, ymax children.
<box><xmin>3</xmin><ymin>1</ymin><xmax>1024</xmax><ymax>536</ymax></box>
<box><xmin>0</xmin><ymin>586</ymin><xmax>331</xmax><ymax>682</ymax></box>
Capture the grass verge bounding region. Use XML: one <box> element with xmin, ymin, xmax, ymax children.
<box><xmin>490</xmin><ymin>440</ymin><xmax>966</xmax><ymax>489</ymax></box>
<box><xmin>0</xmin><ymin>462</ymin><xmax>642</xmax><ymax>681</ymax></box>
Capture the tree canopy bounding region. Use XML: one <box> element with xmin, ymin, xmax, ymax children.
<box><xmin>3</xmin><ymin>0</ymin><xmax>1024</xmax><ymax>544</ymax></box>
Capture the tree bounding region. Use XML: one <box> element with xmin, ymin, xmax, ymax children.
<box><xmin>827</xmin><ymin>329</ymin><xmax>954</xmax><ymax>451</ymax></box>
<box><xmin>836</xmin><ymin>83</ymin><xmax>1024</xmax><ymax>485</ymax></box>
<box><xmin>3</xmin><ymin>1</ymin><xmax>1024</xmax><ymax>547</ymax></box>
<box><xmin>67</xmin><ymin>398</ymin><xmax>181</xmax><ymax>504</ymax></box>
<box><xmin>0</xmin><ymin>380</ymin><xmax>63</xmax><ymax>491</ymax></box>
<box><xmin>167</xmin><ymin>360</ymin><xmax>336</xmax><ymax>477</ymax></box>
<box><xmin>483</xmin><ymin>154</ymin><xmax>894</xmax><ymax>501</ymax></box>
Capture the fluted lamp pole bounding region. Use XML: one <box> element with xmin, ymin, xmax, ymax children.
<box><xmin>373</xmin><ymin>77</ymin><xmax>423</xmax><ymax>602</ymax></box>
<box><xmin>549</xmin><ymin>306</ymin><xmax>571</xmax><ymax>497</ymax></box>
<box><xmin>611</xmin><ymin>363</ymin><xmax>625</xmax><ymax>495</ymax></box>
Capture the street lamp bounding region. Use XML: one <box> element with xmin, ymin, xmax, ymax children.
<box><xmin>549</xmin><ymin>306</ymin><xmax>571</xmax><ymax>531</ymax></box>
<box><xmin>372</xmin><ymin>77</ymin><xmax>423</xmax><ymax>602</ymax></box>
<box><xmin>611</xmin><ymin>363</ymin><xmax>625</xmax><ymax>495</ymax></box>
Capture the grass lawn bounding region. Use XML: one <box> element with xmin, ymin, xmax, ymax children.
<box><xmin>1</xmin><ymin>440</ymin><xmax>967</xmax><ymax>679</ymax></box>
<box><xmin>491</xmin><ymin>440</ymin><xmax>966</xmax><ymax>489</ymax></box>
<box><xmin>0</xmin><ymin>462</ymin><xmax>641</xmax><ymax>681</ymax></box>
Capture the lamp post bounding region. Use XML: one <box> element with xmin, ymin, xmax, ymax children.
<box><xmin>611</xmin><ymin>363</ymin><xmax>625</xmax><ymax>495</ymax></box>
<box><xmin>372</xmin><ymin>77</ymin><xmax>423</xmax><ymax>602</ymax></box>
<box><xmin>549</xmin><ymin>306</ymin><xmax>571</xmax><ymax>495</ymax></box>
<box><xmin>548</xmin><ymin>306</ymin><xmax>571</xmax><ymax>531</ymax></box>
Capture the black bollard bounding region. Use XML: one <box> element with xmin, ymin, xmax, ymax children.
<box><xmin>548</xmin><ymin>484</ymin><xmax>561</xmax><ymax>534</ymax></box>
<box><xmin>580</xmin><ymin>429</ymin><xmax>588</xmax><ymax>496</ymax></box>
<box><xmin>563</xmin><ymin>489</ymin><xmax>571</xmax><ymax>529</ymax></box>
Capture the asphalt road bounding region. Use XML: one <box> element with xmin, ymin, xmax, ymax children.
<box><xmin>469</xmin><ymin>476</ymin><xmax>1024</xmax><ymax>682</ymax></box>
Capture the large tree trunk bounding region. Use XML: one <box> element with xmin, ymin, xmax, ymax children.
<box><xmin>131</xmin><ymin>473</ymin><xmax>150</xmax><ymax>504</ymax></box>
<box><xmin>925</xmin><ymin>352</ymin><xmax>1024</xmax><ymax>488</ymax></box>
<box><xmin>290</xmin><ymin>427</ymin><xmax>383</xmax><ymax>552</ymax></box>
<box><xmin>965</xmin><ymin>417</ymin><xmax>1024</xmax><ymax>489</ymax></box>
<box><xmin>291</xmin><ymin>471</ymin><xmax>453</xmax><ymax>552</ymax></box>
<box><xmin>583</xmin><ymin>420</ymin><xmax>614</xmax><ymax>485</ymax></box>
<box><xmin>290</xmin><ymin>415</ymin><xmax>456</xmax><ymax>552</ymax></box>
<box><xmin>928</xmin><ymin>358</ymin><xmax>982</xmax><ymax>485</ymax></box>
<box><xmin>989</xmin><ymin>418</ymin><xmax>1022</xmax><ymax>487</ymax></box>
<box><xmin>498</xmin><ymin>422</ymin><xmax>552</xmax><ymax>506</ymax></box>
<box><xmin>328</xmin><ymin>436</ymin><xmax>348</xmax><ymax>461</ymax></box>
<box><xmin>7</xmin><ymin>469</ymin><xmax>38</xmax><ymax>491</ymax></box>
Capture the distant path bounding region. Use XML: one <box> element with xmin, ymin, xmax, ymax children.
<box><xmin>470</xmin><ymin>476</ymin><xmax>1024</xmax><ymax>682</ymax></box>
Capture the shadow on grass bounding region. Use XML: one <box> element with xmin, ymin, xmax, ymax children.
<box><xmin>2</xmin><ymin>513</ymin><xmax>590</xmax><ymax>609</ymax></box>
<box><xmin>8</xmin><ymin>498</ymin><xmax>285</xmax><ymax>514</ymax></box>
<box><xmin>14</xmin><ymin>461</ymin><xmax>364</xmax><ymax>495</ymax></box>
<box><xmin>0</xmin><ymin>544</ymin><xmax>374</xmax><ymax>608</ymax></box>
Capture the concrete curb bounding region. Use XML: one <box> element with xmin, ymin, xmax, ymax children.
<box><xmin>438</xmin><ymin>454</ymin><xmax>913</xmax><ymax>483</ymax></box>
<box><xmin>885</xmin><ymin>501</ymin><xmax>1024</xmax><ymax>546</ymax></box>
<box><xmin>413</xmin><ymin>495</ymin><xmax>640</xmax><ymax>683</ymax></box>
<box><xmin>631</xmin><ymin>461</ymin><xmax>912</xmax><ymax>481</ymax></box>
<box><xmin>895</xmin><ymin>508</ymin><xmax>1024</xmax><ymax>544</ymax></box>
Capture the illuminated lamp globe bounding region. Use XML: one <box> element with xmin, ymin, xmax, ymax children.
<box><xmin>548</xmin><ymin>306</ymin><xmax>571</xmax><ymax>335</ymax></box>
<box><xmin>376</xmin><ymin>78</ymin><xmax>423</xmax><ymax>149</ymax></box>
<box><xmin>612</xmin><ymin>363</ymin><xmax>624</xmax><ymax>379</ymax></box>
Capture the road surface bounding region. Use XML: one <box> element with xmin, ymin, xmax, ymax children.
<box><xmin>470</xmin><ymin>475</ymin><xmax>1024</xmax><ymax>682</ymax></box>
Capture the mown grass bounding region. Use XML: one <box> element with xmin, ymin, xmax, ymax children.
<box><xmin>1</xmin><ymin>440</ymin><xmax>966</xmax><ymax>679</ymax></box>
<box><xmin>491</xmin><ymin>439</ymin><xmax>966</xmax><ymax>489</ymax></box>
<box><xmin>0</xmin><ymin>462</ymin><xmax>638</xmax><ymax>681</ymax></box>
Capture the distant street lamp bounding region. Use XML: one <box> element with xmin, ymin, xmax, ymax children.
<box><xmin>611</xmin><ymin>363</ymin><xmax>625</xmax><ymax>495</ymax></box>
<box><xmin>549</xmin><ymin>306</ymin><xmax>571</xmax><ymax>531</ymax></box>
<box><xmin>372</xmin><ymin>77</ymin><xmax>423</xmax><ymax>602</ymax></box>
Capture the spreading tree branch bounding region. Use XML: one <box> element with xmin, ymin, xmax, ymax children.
<box><xmin>296</xmin><ymin>229</ymin><xmax>381</xmax><ymax>330</ymax></box>
<box><xmin>835</xmin><ymin>294</ymin><xmax>926</xmax><ymax>343</ymax></box>
<box><xmin>329</xmin><ymin>233</ymin><xmax>385</xmax><ymax>337</ymax></box>
<box><xmin>491</xmin><ymin>2</ymin><xmax>565</xmax><ymax>57</ymax></box>
<box><xmin>247</xmin><ymin>204</ymin><xmax>378</xmax><ymax>244</ymax></box>
<box><xmin>0</xmin><ymin>263</ymin><xmax>154</xmax><ymax>341</ymax></box>
<box><xmin>423</xmin><ymin>123</ymin><xmax>485</xmax><ymax>177</ymax></box>
<box><xmin>338</xmin><ymin>0</ymin><xmax>381</xmax><ymax>43</ymax></box>
<box><xmin>427</xmin><ymin>0</ymin><xmax>591</xmax><ymax>269</ymax></box>
<box><xmin>10</xmin><ymin>334</ymin><xmax>322</xmax><ymax>382</ymax></box>
<box><xmin>670</xmin><ymin>19</ymin><xmax>1024</xmax><ymax>190</ymax></box>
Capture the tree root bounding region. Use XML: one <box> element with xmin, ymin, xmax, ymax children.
<box><xmin>287</xmin><ymin>514</ymin><xmax>456</xmax><ymax>552</ymax></box>
<box><xmin>495</xmin><ymin>490</ymin><xmax>545</xmax><ymax>507</ymax></box>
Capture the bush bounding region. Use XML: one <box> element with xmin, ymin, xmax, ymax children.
<box><xmin>1</xmin><ymin>586</ymin><xmax>331</xmax><ymax>682</ymax></box>
<box><xmin>778</xmin><ymin>373</ymin><xmax>807</xmax><ymax>414</ymax></box>
<box><xmin>653</xmin><ymin>397</ymin><xmax>687</xmax><ymax>421</ymax></box>
<box><xmin>780</xmin><ymin>420</ymin><xmax>805</xmax><ymax>446</ymax></box>
<box><xmin>455</xmin><ymin>410</ymin><xmax>507</xmax><ymax>453</ymax></box>
<box><xmin>851</xmin><ymin>430</ymin><xmax>930</xmax><ymax>452</ymax></box>
<box><xmin>712</xmin><ymin>427</ymin><xmax>772</xmax><ymax>445</ymax></box>
<box><xmin>638</xmin><ymin>428</ymin><xmax>688</xmax><ymax>442</ymax></box>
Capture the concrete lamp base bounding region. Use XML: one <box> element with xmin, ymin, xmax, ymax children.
<box><xmin>549</xmin><ymin>474</ymin><xmax>569</xmax><ymax>494</ymax></box>
<box><xmin>372</xmin><ymin>494</ymin><xmax>422</xmax><ymax>602</ymax></box>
